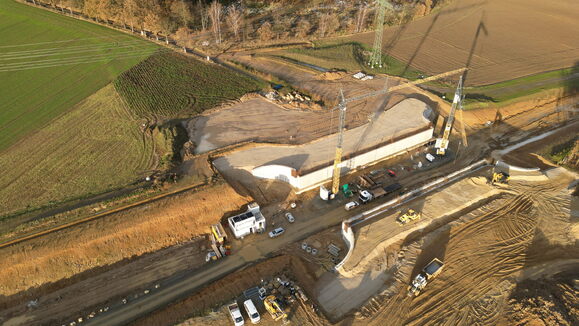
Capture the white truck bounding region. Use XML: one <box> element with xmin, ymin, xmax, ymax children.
<box><xmin>228</xmin><ymin>302</ymin><xmax>245</xmax><ymax>326</ymax></box>
<box><xmin>359</xmin><ymin>187</ymin><xmax>387</xmax><ymax>204</ymax></box>
<box><xmin>408</xmin><ymin>258</ymin><xmax>444</xmax><ymax>296</ymax></box>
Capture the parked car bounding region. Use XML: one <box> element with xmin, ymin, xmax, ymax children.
<box><xmin>269</xmin><ymin>227</ymin><xmax>285</xmax><ymax>238</ymax></box>
<box><xmin>425</xmin><ymin>153</ymin><xmax>435</xmax><ymax>163</ymax></box>
<box><xmin>243</xmin><ymin>299</ymin><xmax>261</xmax><ymax>324</ymax></box>
<box><xmin>285</xmin><ymin>212</ymin><xmax>295</xmax><ymax>223</ymax></box>
<box><xmin>228</xmin><ymin>302</ymin><xmax>245</xmax><ymax>326</ymax></box>
<box><xmin>387</xmin><ymin>169</ymin><xmax>397</xmax><ymax>177</ymax></box>
<box><xmin>345</xmin><ymin>201</ymin><xmax>360</xmax><ymax>211</ymax></box>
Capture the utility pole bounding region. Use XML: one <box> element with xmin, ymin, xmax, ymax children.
<box><xmin>368</xmin><ymin>0</ymin><xmax>387</xmax><ymax>68</ymax></box>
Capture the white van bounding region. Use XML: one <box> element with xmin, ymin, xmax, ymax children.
<box><xmin>425</xmin><ymin>153</ymin><xmax>435</xmax><ymax>163</ymax></box>
<box><xmin>243</xmin><ymin>299</ymin><xmax>261</xmax><ymax>324</ymax></box>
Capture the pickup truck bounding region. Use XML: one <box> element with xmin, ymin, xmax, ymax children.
<box><xmin>228</xmin><ymin>302</ymin><xmax>245</xmax><ymax>326</ymax></box>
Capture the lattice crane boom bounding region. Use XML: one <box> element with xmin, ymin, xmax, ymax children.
<box><xmin>435</xmin><ymin>75</ymin><xmax>463</xmax><ymax>155</ymax></box>
<box><xmin>331</xmin><ymin>89</ymin><xmax>347</xmax><ymax>195</ymax></box>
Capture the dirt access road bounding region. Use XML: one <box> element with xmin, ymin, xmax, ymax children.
<box><xmin>78</xmin><ymin>138</ymin><xmax>489</xmax><ymax>326</ymax></box>
<box><xmin>352</xmin><ymin>167</ymin><xmax>578</xmax><ymax>326</ymax></box>
<box><xmin>346</xmin><ymin>0</ymin><xmax>579</xmax><ymax>86</ymax></box>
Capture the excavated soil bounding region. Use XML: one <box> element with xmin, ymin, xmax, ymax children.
<box><xmin>502</xmin><ymin>276</ymin><xmax>579</xmax><ymax>326</ymax></box>
<box><xmin>347</xmin><ymin>168</ymin><xmax>578</xmax><ymax>326</ymax></box>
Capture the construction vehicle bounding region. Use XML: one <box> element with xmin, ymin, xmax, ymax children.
<box><xmin>341</xmin><ymin>183</ymin><xmax>354</xmax><ymax>198</ymax></box>
<box><xmin>491</xmin><ymin>171</ymin><xmax>510</xmax><ymax>184</ymax></box>
<box><xmin>435</xmin><ymin>76</ymin><xmax>464</xmax><ymax>156</ymax></box>
<box><xmin>211</xmin><ymin>224</ymin><xmax>227</xmax><ymax>244</ymax></box>
<box><xmin>408</xmin><ymin>258</ymin><xmax>444</xmax><ymax>296</ymax></box>
<box><xmin>206</xmin><ymin>224</ymin><xmax>231</xmax><ymax>262</ymax></box>
<box><xmin>319</xmin><ymin>68</ymin><xmax>467</xmax><ymax>201</ymax></box>
<box><xmin>397</xmin><ymin>209</ymin><xmax>421</xmax><ymax>225</ymax></box>
<box><xmin>264</xmin><ymin>295</ymin><xmax>287</xmax><ymax>321</ymax></box>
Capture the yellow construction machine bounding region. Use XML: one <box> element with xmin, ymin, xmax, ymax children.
<box><xmin>491</xmin><ymin>172</ymin><xmax>510</xmax><ymax>184</ymax></box>
<box><xmin>264</xmin><ymin>295</ymin><xmax>287</xmax><ymax>322</ymax></box>
<box><xmin>397</xmin><ymin>209</ymin><xmax>421</xmax><ymax>225</ymax></box>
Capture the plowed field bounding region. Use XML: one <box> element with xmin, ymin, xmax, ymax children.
<box><xmin>347</xmin><ymin>0</ymin><xmax>579</xmax><ymax>86</ymax></box>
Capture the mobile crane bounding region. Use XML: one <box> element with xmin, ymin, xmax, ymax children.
<box><xmin>320</xmin><ymin>68</ymin><xmax>467</xmax><ymax>200</ymax></box>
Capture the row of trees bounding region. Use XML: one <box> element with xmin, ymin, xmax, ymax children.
<box><xmin>40</xmin><ymin>0</ymin><xmax>441</xmax><ymax>48</ymax></box>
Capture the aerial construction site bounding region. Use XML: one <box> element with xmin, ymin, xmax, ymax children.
<box><xmin>0</xmin><ymin>0</ymin><xmax>578</xmax><ymax>326</ymax></box>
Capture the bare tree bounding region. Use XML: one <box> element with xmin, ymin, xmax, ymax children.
<box><xmin>318</xmin><ymin>13</ymin><xmax>329</xmax><ymax>38</ymax></box>
<box><xmin>171</xmin><ymin>0</ymin><xmax>193</xmax><ymax>27</ymax></box>
<box><xmin>226</xmin><ymin>5</ymin><xmax>243</xmax><ymax>41</ymax></box>
<box><xmin>175</xmin><ymin>26</ymin><xmax>194</xmax><ymax>47</ymax></box>
<box><xmin>326</xmin><ymin>12</ymin><xmax>340</xmax><ymax>36</ymax></box>
<box><xmin>295</xmin><ymin>18</ymin><xmax>311</xmax><ymax>38</ymax></box>
<box><xmin>197</xmin><ymin>0</ymin><xmax>208</xmax><ymax>31</ymax></box>
<box><xmin>355</xmin><ymin>4</ymin><xmax>369</xmax><ymax>33</ymax></box>
<box><xmin>123</xmin><ymin>0</ymin><xmax>139</xmax><ymax>32</ymax></box>
<box><xmin>257</xmin><ymin>21</ymin><xmax>274</xmax><ymax>42</ymax></box>
<box><xmin>209</xmin><ymin>0</ymin><xmax>223</xmax><ymax>43</ymax></box>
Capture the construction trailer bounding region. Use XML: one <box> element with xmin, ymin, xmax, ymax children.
<box><xmin>228</xmin><ymin>202</ymin><xmax>266</xmax><ymax>239</ymax></box>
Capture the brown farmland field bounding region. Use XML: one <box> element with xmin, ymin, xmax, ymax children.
<box><xmin>345</xmin><ymin>0</ymin><xmax>579</xmax><ymax>86</ymax></box>
<box><xmin>0</xmin><ymin>85</ymin><xmax>155</xmax><ymax>218</ymax></box>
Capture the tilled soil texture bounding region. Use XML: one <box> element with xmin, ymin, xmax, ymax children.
<box><xmin>503</xmin><ymin>276</ymin><xmax>579</xmax><ymax>326</ymax></box>
<box><xmin>350</xmin><ymin>168</ymin><xmax>578</xmax><ymax>326</ymax></box>
<box><xmin>0</xmin><ymin>182</ymin><xmax>250</xmax><ymax>310</ymax></box>
<box><xmin>346</xmin><ymin>0</ymin><xmax>579</xmax><ymax>86</ymax></box>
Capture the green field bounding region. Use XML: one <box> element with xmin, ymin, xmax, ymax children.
<box><xmin>0</xmin><ymin>0</ymin><xmax>158</xmax><ymax>152</ymax></box>
<box><xmin>274</xmin><ymin>42</ymin><xmax>424</xmax><ymax>80</ymax></box>
<box><xmin>0</xmin><ymin>85</ymin><xmax>155</xmax><ymax>218</ymax></box>
<box><xmin>114</xmin><ymin>52</ymin><xmax>266</xmax><ymax>118</ymax></box>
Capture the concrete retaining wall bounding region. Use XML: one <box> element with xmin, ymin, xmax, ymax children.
<box><xmin>252</xmin><ymin>128</ymin><xmax>434</xmax><ymax>193</ymax></box>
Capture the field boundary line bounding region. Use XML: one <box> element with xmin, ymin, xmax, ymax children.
<box><xmin>0</xmin><ymin>181</ymin><xmax>209</xmax><ymax>249</ymax></box>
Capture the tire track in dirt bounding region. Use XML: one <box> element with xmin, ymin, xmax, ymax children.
<box><xmin>356</xmin><ymin>193</ymin><xmax>540</xmax><ymax>326</ymax></box>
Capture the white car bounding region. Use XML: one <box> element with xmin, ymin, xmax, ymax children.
<box><xmin>228</xmin><ymin>303</ymin><xmax>244</xmax><ymax>326</ymax></box>
<box><xmin>243</xmin><ymin>299</ymin><xmax>261</xmax><ymax>324</ymax></box>
<box><xmin>285</xmin><ymin>212</ymin><xmax>295</xmax><ymax>223</ymax></box>
<box><xmin>344</xmin><ymin>201</ymin><xmax>360</xmax><ymax>211</ymax></box>
<box><xmin>269</xmin><ymin>227</ymin><xmax>285</xmax><ymax>238</ymax></box>
<box><xmin>425</xmin><ymin>153</ymin><xmax>435</xmax><ymax>163</ymax></box>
